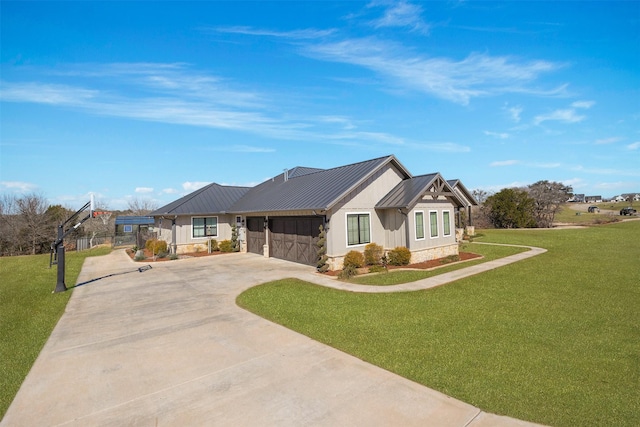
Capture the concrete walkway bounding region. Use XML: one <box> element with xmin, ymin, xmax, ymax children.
<box><xmin>2</xmin><ymin>246</ymin><xmax>546</xmax><ymax>427</ymax></box>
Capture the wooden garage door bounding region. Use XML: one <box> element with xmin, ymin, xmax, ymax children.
<box><xmin>246</xmin><ymin>217</ymin><xmax>266</xmax><ymax>255</ymax></box>
<box><xmin>269</xmin><ymin>217</ymin><xmax>323</xmax><ymax>266</ymax></box>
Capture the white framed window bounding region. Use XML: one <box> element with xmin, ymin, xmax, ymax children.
<box><xmin>415</xmin><ymin>211</ymin><xmax>425</xmax><ymax>240</ymax></box>
<box><xmin>192</xmin><ymin>216</ymin><xmax>218</xmax><ymax>238</ymax></box>
<box><xmin>429</xmin><ymin>210</ymin><xmax>438</xmax><ymax>238</ymax></box>
<box><xmin>443</xmin><ymin>210</ymin><xmax>451</xmax><ymax>236</ymax></box>
<box><xmin>346</xmin><ymin>212</ymin><xmax>371</xmax><ymax>246</ymax></box>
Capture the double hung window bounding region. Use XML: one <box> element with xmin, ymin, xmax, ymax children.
<box><xmin>347</xmin><ymin>213</ymin><xmax>371</xmax><ymax>246</ymax></box>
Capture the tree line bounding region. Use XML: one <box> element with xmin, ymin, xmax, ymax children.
<box><xmin>473</xmin><ymin>180</ymin><xmax>573</xmax><ymax>229</ymax></box>
<box><xmin>0</xmin><ymin>193</ymin><xmax>157</xmax><ymax>257</ymax></box>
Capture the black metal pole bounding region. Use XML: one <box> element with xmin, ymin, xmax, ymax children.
<box><xmin>54</xmin><ymin>224</ymin><xmax>67</xmax><ymax>293</ymax></box>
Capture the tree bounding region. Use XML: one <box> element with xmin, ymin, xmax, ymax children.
<box><xmin>527</xmin><ymin>180</ymin><xmax>573</xmax><ymax>228</ymax></box>
<box><xmin>15</xmin><ymin>193</ymin><xmax>52</xmax><ymax>255</ymax></box>
<box><xmin>0</xmin><ymin>194</ymin><xmax>19</xmax><ymax>256</ymax></box>
<box><xmin>126</xmin><ymin>198</ymin><xmax>158</xmax><ymax>215</ymax></box>
<box><xmin>483</xmin><ymin>188</ymin><xmax>536</xmax><ymax>228</ymax></box>
<box><xmin>472</xmin><ymin>188</ymin><xmax>492</xmax><ymax>204</ymax></box>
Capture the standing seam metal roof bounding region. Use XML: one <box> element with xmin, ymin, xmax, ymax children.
<box><xmin>150</xmin><ymin>183</ymin><xmax>251</xmax><ymax>216</ymax></box>
<box><xmin>377</xmin><ymin>173</ymin><xmax>464</xmax><ymax>209</ymax></box>
<box><xmin>229</xmin><ymin>155</ymin><xmax>410</xmax><ymax>213</ymax></box>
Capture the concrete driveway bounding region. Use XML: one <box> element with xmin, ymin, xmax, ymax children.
<box><xmin>2</xmin><ymin>250</ymin><xmax>541</xmax><ymax>426</ymax></box>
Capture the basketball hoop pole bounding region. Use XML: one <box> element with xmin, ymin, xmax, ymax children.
<box><xmin>51</xmin><ymin>199</ymin><xmax>93</xmax><ymax>293</ymax></box>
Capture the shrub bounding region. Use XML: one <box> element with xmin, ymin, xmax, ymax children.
<box><xmin>387</xmin><ymin>246</ymin><xmax>411</xmax><ymax>266</ymax></box>
<box><xmin>145</xmin><ymin>239</ymin><xmax>168</xmax><ymax>254</ymax></box>
<box><xmin>368</xmin><ymin>264</ymin><xmax>387</xmax><ymax>274</ymax></box>
<box><xmin>440</xmin><ymin>255</ymin><xmax>460</xmax><ymax>264</ymax></box>
<box><xmin>208</xmin><ymin>239</ymin><xmax>219</xmax><ymax>252</ymax></box>
<box><xmin>157</xmin><ymin>251</ymin><xmax>168</xmax><ymax>259</ymax></box>
<box><xmin>364</xmin><ymin>242</ymin><xmax>384</xmax><ymax>266</ymax></box>
<box><xmin>338</xmin><ymin>264</ymin><xmax>358</xmax><ymax>280</ymax></box>
<box><xmin>219</xmin><ymin>240</ymin><xmax>234</xmax><ymax>253</ymax></box>
<box><xmin>168</xmin><ymin>253</ymin><xmax>179</xmax><ymax>260</ymax></box>
<box><xmin>343</xmin><ymin>250</ymin><xmax>364</xmax><ymax>269</ymax></box>
<box><xmin>316</xmin><ymin>225</ymin><xmax>329</xmax><ymax>273</ymax></box>
<box><xmin>134</xmin><ymin>252</ymin><xmax>146</xmax><ymax>262</ymax></box>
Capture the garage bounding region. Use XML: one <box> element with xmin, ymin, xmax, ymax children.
<box><xmin>269</xmin><ymin>217</ymin><xmax>323</xmax><ymax>265</ymax></box>
<box><xmin>246</xmin><ymin>217</ymin><xmax>266</xmax><ymax>256</ymax></box>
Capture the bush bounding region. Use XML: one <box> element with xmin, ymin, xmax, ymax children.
<box><xmin>387</xmin><ymin>246</ymin><xmax>411</xmax><ymax>266</ymax></box>
<box><xmin>364</xmin><ymin>243</ymin><xmax>384</xmax><ymax>266</ymax></box>
<box><xmin>157</xmin><ymin>251</ymin><xmax>168</xmax><ymax>259</ymax></box>
<box><xmin>168</xmin><ymin>253</ymin><xmax>179</xmax><ymax>260</ymax></box>
<box><xmin>145</xmin><ymin>239</ymin><xmax>168</xmax><ymax>254</ymax></box>
<box><xmin>368</xmin><ymin>264</ymin><xmax>387</xmax><ymax>274</ymax></box>
<box><xmin>343</xmin><ymin>250</ymin><xmax>364</xmax><ymax>269</ymax></box>
<box><xmin>208</xmin><ymin>239</ymin><xmax>219</xmax><ymax>252</ymax></box>
<box><xmin>219</xmin><ymin>240</ymin><xmax>234</xmax><ymax>253</ymax></box>
<box><xmin>338</xmin><ymin>264</ymin><xmax>358</xmax><ymax>280</ymax></box>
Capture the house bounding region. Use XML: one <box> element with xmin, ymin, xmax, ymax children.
<box><xmin>150</xmin><ymin>155</ymin><xmax>477</xmax><ymax>270</ymax></box>
<box><xmin>621</xmin><ymin>193</ymin><xmax>640</xmax><ymax>202</ymax></box>
<box><xmin>568</xmin><ymin>194</ymin><xmax>585</xmax><ymax>203</ymax></box>
<box><xmin>585</xmin><ymin>195</ymin><xmax>603</xmax><ymax>203</ymax></box>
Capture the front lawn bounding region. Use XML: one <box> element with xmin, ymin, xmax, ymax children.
<box><xmin>237</xmin><ymin>221</ymin><xmax>640</xmax><ymax>427</ymax></box>
<box><xmin>0</xmin><ymin>246</ymin><xmax>111</xmax><ymax>419</ymax></box>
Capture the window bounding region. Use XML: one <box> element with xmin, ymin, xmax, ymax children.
<box><xmin>443</xmin><ymin>211</ymin><xmax>451</xmax><ymax>236</ymax></box>
<box><xmin>415</xmin><ymin>211</ymin><xmax>425</xmax><ymax>240</ymax></box>
<box><xmin>430</xmin><ymin>211</ymin><xmax>438</xmax><ymax>238</ymax></box>
<box><xmin>192</xmin><ymin>217</ymin><xmax>218</xmax><ymax>238</ymax></box>
<box><xmin>347</xmin><ymin>213</ymin><xmax>371</xmax><ymax>246</ymax></box>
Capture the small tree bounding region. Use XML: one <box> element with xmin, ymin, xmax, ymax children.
<box><xmin>231</xmin><ymin>224</ymin><xmax>239</xmax><ymax>252</ymax></box>
<box><xmin>316</xmin><ymin>224</ymin><xmax>329</xmax><ymax>273</ymax></box>
<box><xmin>527</xmin><ymin>180</ymin><xmax>572</xmax><ymax>228</ymax></box>
<box><xmin>484</xmin><ymin>188</ymin><xmax>536</xmax><ymax>229</ymax></box>
<box><xmin>364</xmin><ymin>242</ymin><xmax>383</xmax><ymax>266</ymax></box>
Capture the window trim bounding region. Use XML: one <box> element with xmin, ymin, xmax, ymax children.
<box><xmin>192</xmin><ymin>216</ymin><xmax>218</xmax><ymax>239</ymax></box>
<box><xmin>443</xmin><ymin>210</ymin><xmax>451</xmax><ymax>236</ymax></box>
<box><xmin>414</xmin><ymin>210</ymin><xmax>425</xmax><ymax>240</ymax></box>
<box><xmin>346</xmin><ymin>212</ymin><xmax>371</xmax><ymax>247</ymax></box>
<box><xmin>429</xmin><ymin>210</ymin><xmax>439</xmax><ymax>239</ymax></box>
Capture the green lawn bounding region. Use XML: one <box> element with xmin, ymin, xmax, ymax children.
<box><xmin>237</xmin><ymin>221</ymin><xmax>640</xmax><ymax>427</ymax></box>
<box><xmin>0</xmin><ymin>247</ymin><xmax>111</xmax><ymax>419</ymax></box>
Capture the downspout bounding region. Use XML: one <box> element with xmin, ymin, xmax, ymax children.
<box><xmin>171</xmin><ymin>216</ymin><xmax>177</xmax><ymax>255</ymax></box>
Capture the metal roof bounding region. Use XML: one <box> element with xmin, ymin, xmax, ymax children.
<box><xmin>376</xmin><ymin>173</ymin><xmax>439</xmax><ymax>209</ymax></box>
<box><xmin>150</xmin><ymin>183</ymin><xmax>251</xmax><ymax>216</ymax></box>
<box><xmin>447</xmin><ymin>179</ymin><xmax>479</xmax><ymax>206</ymax></box>
<box><xmin>115</xmin><ymin>216</ymin><xmax>155</xmax><ymax>225</ymax></box>
<box><xmin>229</xmin><ymin>155</ymin><xmax>411</xmax><ymax>213</ymax></box>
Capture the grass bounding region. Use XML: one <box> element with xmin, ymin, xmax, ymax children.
<box><xmin>237</xmin><ymin>221</ymin><xmax>640</xmax><ymax>427</ymax></box>
<box><xmin>348</xmin><ymin>242</ymin><xmax>528</xmax><ymax>285</ymax></box>
<box><xmin>0</xmin><ymin>246</ymin><xmax>111</xmax><ymax>419</ymax></box>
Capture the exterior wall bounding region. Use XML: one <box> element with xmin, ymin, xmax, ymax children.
<box><xmin>325</xmin><ymin>164</ymin><xmax>405</xmax><ymax>262</ymax></box>
<box><xmin>154</xmin><ymin>214</ymin><xmax>237</xmax><ymax>254</ymax></box>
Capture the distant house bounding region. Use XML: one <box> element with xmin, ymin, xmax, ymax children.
<box><xmin>585</xmin><ymin>195</ymin><xmax>603</xmax><ymax>203</ymax></box>
<box><xmin>150</xmin><ymin>155</ymin><xmax>477</xmax><ymax>270</ymax></box>
<box><xmin>568</xmin><ymin>194</ymin><xmax>585</xmax><ymax>203</ymax></box>
<box><xmin>621</xmin><ymin>193</ymin><xmax>640</xmax><ymax>202</ymax></box>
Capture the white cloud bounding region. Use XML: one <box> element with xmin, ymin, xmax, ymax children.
<box><xmin>0</xmin><ymin>181</ymin><xmax>38</xmax><ymax>192</ymax></box>
<box><xmin>507</xmin><ymin>105</ymin><xmax>523</xmax><ymax>123</ymax></box>
<box><xmin>627</xmin><ymin>141</ymin><xmax>640</xmax><ymax>150</ymax></box>
<box><xmin>484</xmin><ymin>130</ymin><xmax>510</xmax><ymax>139</ymax></box>
<box><xmin>306</xmin><ymin>38</ymin><xmax>565</xmax><ymax>105</ymax></box>
<box><xmin>210</xmin><ymin>26</ymin><xmax>335</xmax><ymax>39</ymax></box>
<box><xmin>182</xmin><ymin>181</ymin><xmax>210</xmax><ymax>192</ymax></box>
<box><xmin>135</xmin><ymin>187</ymin><xmax>154</xmax><ymax>194</ymax></box>
<box><xmin>161</xmin><ymin>188</ymin><xmax>179</xmax><ymax>194</ymax></box>
<box><xmin>490</xmin><ymin>160</ymin><xmax>519</xmax><ymax>167</ymax></box>
<box><xmin>595</xmin><ymin>137</ymin><xmax>622</xmax><ymax>145</ymax></box>
<box><xmin>367</xmin><ymin>1</ymin><xmax>429</xmax><ymax>32</ymax></box>
<box><xmin>534</xmin><ymin>108</ymin><xmax>585</xmax><ymax>125</ymax></box>
<box><xmin>205</xmin><ymin>145</ymin><xmax>276</xmax><ymax>153</ymax></box>
<box><xmin>532</xmin><ymin>162</ymin><xmax>561</xmax><ymax>168</ymax></box>
<box><xmin>571</xmin><ymin>100</ymin><xmax>595</xmax><ymax>109</ymax></box>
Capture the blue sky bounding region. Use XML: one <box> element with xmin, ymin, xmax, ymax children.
<box><xmin>1</xmin><ymin>1</ymin><xmax>639</xmax><ymax>210</ymax></box>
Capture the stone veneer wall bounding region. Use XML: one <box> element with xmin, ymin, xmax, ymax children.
<box><xmin>327</xmin><ymin>243</ymin><xmax>459</xmax><ymax>271</ymax></box>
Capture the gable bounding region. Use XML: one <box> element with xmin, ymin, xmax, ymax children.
<box><xmin>377</xmin><ymin>173</ymin><xmax>463</xmax><ymax>210</ymax></box>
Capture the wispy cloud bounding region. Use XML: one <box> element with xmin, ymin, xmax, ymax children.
<box><xmin>135</xmin><ymin>187</ymin><xmax>154</xmax><ymax>194</ymax></box>
<box><xmin>306</xmin><ymin>38</ymin><xmax>565</xmax><ymax>105</ymax></box>
<box><xmin>505</xmin><ymin>105</ymin><xmax>523</xmax><ymax>123</ymax></box>
<box><xmin>205</xmin><ymin>145</ymin><xmax>276</xmax><ymax>153</ymax></box>
<box><xmin>490</xmin><ymin>160</ymin><xmax>519</xmax><ymax>167</ymax></box>
<box><xmin>534</xmin><ymin>108</ymin><xmax>585</xmax><ymax>125</ymax></box>
<box><xmin>571</xmin><ymin>100</ymin><xmax>595</xmax><ymax>109</ymax></box>
<box><xmin>182</xmin><ymin>182</ymin><xmax>210</xmax><ymax>192</ymax></box>
<box><xmin>367</xmin><ymin>1</ymin><xmax>429</xmax><ymax>33</ymax></box>
<box><xmin>627</xmin><ymin>141</ymin><xmax>640</xmax><ymax>150</ymax></box>
<box><xmin>484</xmin><ymin>130</ymin><xmax>510</xmax><ymax>139</ymax></box>
<box><xmin>595</xmin><ymin>137</ymin><xmax>623</xmax><ymax>145</ymax></box>
<box><xmin>210</xmin><ymin>26</ymin><xmax>335</xmax><ymax>39</ymax></box>
<box><xmin>0</xmin><ymin>181</ymin><xmax>38</xmax><ymax>192</ymax></box>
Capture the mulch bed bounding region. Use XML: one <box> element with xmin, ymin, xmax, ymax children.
<box><xmin>321</xmin><ymin>252</ymin><xmax>482</xmax><ymax>277</ymax></box>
